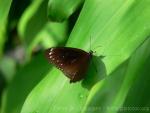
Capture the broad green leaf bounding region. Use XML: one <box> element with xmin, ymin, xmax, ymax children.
<box><xmin>0</xmin><ymin>0</ymin><xmax>12</xmax><ymax>57</ymax></box>
<box><xmin>21</xmin><ymin>0</ymin><xmax>150</xmax><ymax>113</ymax></box>
<box><xmin>68</xmin><ymin>0</ymin><xmax>150</xmax><ymax>74</ymax></box>
<box><xmin>1</xmin><ymin>53</ymin><xmax>51</xmax><ymax>113</ymax></box>
<box><xmin>120</xmin><ymin>50</ymin><xmax>150</xmax><ymax>113</ymax></box>
<box><xmin>83</xmin><ymin>38</ymin><xmax>150</xmax><ymax>113</ymax></box>
<box><xmin>18</xmin><ymin>0</ymin><xmax>48</xmax><ymax>45</ymax></box>
<box><xmin>48</xmin><ymin>0</ymin><xmax>84</xmax><ymax>22</ymax></box>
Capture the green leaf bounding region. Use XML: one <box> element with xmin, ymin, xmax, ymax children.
<box><xmin>120</xmin><ymin>49</ymin><xmax>150</xmax><ymax>113</ymax></box>
<box><xmin>48</xmin><ymin>0</ymin><xmax>84</xmax><ymax>22</ymax></box>
<box><xmin>82</xmin><ymin>38</ymin><xmax>150</xmax><ymax>113</ymax></box>
<box><xmin>18</xmin><ymin>0</ymin><xmax>48</xmax><ymax>45</ymax></box>
<box><xmin>0</xmin><ymin>0</ymin><xmax>12</xmax><ymax>57</ymax></box>
<box><xmin>68</xmin><ymin>0</ymin><xmax>150</xmax><ymax>74</ymax></box>
<box><xmin>1</xmin><ymin>53</ymin><xmax>51</xmax><ymax>113</ymax></box>
<box><xmin>21</xmin><ymin>0</ymin><xmax>150</xmax><ymax>113</ymax></box>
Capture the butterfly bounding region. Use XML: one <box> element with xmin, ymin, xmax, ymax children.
<box><xmin>45</xmin><ymin>47</ymin><xmax>93</xmax><ymax>83</ymax></box>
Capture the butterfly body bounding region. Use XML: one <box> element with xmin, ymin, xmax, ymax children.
<box><xmin>45</xmin><ymin>47</ymin><xmax>93</xmax><ymax>83</ymax></box>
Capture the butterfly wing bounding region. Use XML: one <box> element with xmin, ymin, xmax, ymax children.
<box><xmin>45</xmin><ymin>47</ymin><xmax>92</xmax><ymax>82</ymax></box>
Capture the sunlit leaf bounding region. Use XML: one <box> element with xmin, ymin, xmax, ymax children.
<box><xmin>21</xmin><ymin>0</ymin><xmax>150</xmax><ymax>113</ymax></box>
<box><xmin>48</xmin><ymin>0</ymin><xmax>84</xmax><ymax>21</ymax></box>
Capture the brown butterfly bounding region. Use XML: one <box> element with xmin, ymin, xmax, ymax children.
<box><xmin>45</xmin><ymin>47</ymin><xmax>93</xmax><ymax>83</ymax></box>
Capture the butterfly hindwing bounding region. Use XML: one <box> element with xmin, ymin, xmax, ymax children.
<box><xmin>45</xmin><ymin>47</ymin><xmax>92</xmax><ymax>82</ymax></box>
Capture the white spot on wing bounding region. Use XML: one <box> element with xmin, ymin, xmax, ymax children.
<box><xmin>50</xmin><ymin>48</ymin><xmax>54</xmax><ymax>51</ymax></box>
<box><xmin>49</xmin><ymin>52</ymin><xmax>52</xmax><ymax>55</ymax></box>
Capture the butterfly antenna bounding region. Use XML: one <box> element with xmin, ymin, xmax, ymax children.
<box><xmin>102</xmin><ymin>54</ymin><xmax>121</xmax><ymax>57</ymax></box>
<box><xmin>92</xmin><ymin>45</ymin><xmax>102</xmax><ymax>53</ymax></box>
<box><xmin>90</xmin><ymin>35</ymin><xmax>92</xmax><ymax>51</ymax></box>
<box><xmin>92</xmin><ymin>45</ymin><xmax>121</xmax><ymax>57</ymax></box>
<box><xmin>89</xmin><ymin>35</ymin><xmax>102</xmax><ymax>53</ymax></box>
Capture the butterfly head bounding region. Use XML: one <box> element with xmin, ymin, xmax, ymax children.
<box><xmin>89</xmin><ymin>50</ymin><xmax>94</xmax><ymax>57</ymax></box>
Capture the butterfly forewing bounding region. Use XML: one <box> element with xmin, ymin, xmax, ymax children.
<box><xmin>45</xmin><ymin>47</ymin><xmax>92</xmax><ymax>83</ymax></box>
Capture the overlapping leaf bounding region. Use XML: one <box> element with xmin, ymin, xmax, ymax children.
<box><xmin>21</xmin><ymin>0</ymin><xmax>150</xmax><ymax>113</ymax></box>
